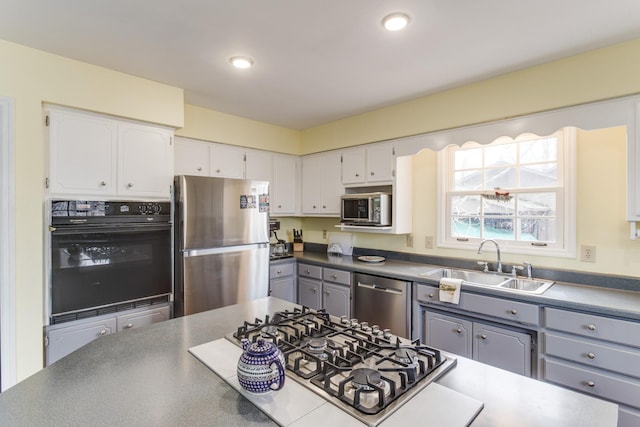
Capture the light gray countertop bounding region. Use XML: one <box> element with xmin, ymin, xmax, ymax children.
<box><xmin>283</xmin><ymin>252</ymin><xmax>640</xmax><ymax>321</ymax></box>
<box><xmin>0</xmin><ymin>297</ymin><xmax>617</xmax><ymax>426</ymax></box>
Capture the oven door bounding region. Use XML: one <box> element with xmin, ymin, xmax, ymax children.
<box><xmin>50</xmin><ymin>223</ymin><xmax>172</xmax><ymax>316</ymax></box>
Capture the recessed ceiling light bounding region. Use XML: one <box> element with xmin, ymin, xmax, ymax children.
<box><xmin>382</xmin><ymin>13</ymin><xmax>410</xmax><ymax>31</ymax></box>
<box><xmin>229</xmin><ymin>56</ymin><xmax>254</xmax><ymax>69</ymax></box>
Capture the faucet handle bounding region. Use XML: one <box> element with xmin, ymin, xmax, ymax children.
<box><xmin>511</xmin><ymin>264</ymin><xmax>524</xmax><ymax>277</ymax></box>
<box><xmin>523</xmin><ymin>261</ymin><xmax>533</xmax><ymax>279</ymax></box>
<box><xmin>477</xmin><ymin>261</ymin><xmax>489</xmax><ymax>273</ymax></box>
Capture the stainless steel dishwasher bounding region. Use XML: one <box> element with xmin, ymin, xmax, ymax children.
<box><xmin>353</xmin><ymin>273</ymin><xmax>411</xmax><ymax>338</ymax></box>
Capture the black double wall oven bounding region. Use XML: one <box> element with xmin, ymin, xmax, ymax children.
<box><xmin>49</xmin><ymin>200</ymin><xmax>172</xmax><ymax>324</ymax></box>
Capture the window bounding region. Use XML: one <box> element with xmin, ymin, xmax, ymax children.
<box><xmin>438</xmin><ymin>128</ymin><xmax>576</xmax><ymax>256</ymax></box>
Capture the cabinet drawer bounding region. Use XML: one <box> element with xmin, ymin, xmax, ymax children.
<box><xmin>116</xmin><ymin>305</ymin><xmax>170</xmax><ymax>332</ymax></box>
<box><xmin>545</xmin><ymin>333</ymin><xmax>640</xmax><ymax>378</ymax></box>
<box><xmin>298</xmin><ymin>263</ymin><xmax>322</xmax><ymax>280</ymax></box>
<box><xmin>270</xmin><ymin>262</ymin><xmax>295</xmax><ymax>278</ymax></box>
<box><xmin>544</xmin><ymin>358</ymin><xmax>640</xmax><ymax>408</ymax></box>
<box><xmin>545</xmin><ymin>307</ymin><xmax>640</xmax><ymax>348</ymax></box>
<box><xmin>462</xmin><ymin>293</ymin><xmax>539</xmax><ymax>326</ymax></box>
<box><xmin>323</xmin><ymin>268</ymin><xmax>350</xmax><ymax>285</ymax></box>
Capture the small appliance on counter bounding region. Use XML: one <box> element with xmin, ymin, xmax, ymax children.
<box><xmin>269</xmin><ymin>218</ymin><xmax>293</xmax><ymax>260</ymax></box>
<box><xmin>327</xmin><ymin>232</ymin><xmax>353</xmax><ymax>256</ymax></box>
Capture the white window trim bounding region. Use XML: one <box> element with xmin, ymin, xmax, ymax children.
<box><xmin>0</xmin><ymin>96</ymin><xmax>16</xmax><ymax>391</ymax></box>
<box><xmin>437</xmin><ymin>128</ymin><xmax>577</xmax><ymax>258</ymax></box>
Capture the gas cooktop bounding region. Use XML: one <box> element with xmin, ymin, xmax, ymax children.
<box><xmin>226</xmin><ymin>306</ymin><xmax>457</xmax><ymax>426</ymax></box>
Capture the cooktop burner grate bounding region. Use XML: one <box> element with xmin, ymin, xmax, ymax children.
<box><xmin>228</xmin><ymin>306</ymin><xmax>456</xmax><ymax>426</ymax></box>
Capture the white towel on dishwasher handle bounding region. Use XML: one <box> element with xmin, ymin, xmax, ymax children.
<box><xmin>439</xmin><ymin>278</ymin><xmax>462</xmax><ymax>304</ymax></box>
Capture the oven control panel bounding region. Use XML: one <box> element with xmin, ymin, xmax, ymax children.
<box><xmin>52</xmin><ymin>200</ymin><xmax>171</xmax><ymax>217</ymax></box>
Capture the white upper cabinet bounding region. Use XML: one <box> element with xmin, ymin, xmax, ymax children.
<box><xmin>342</xmin><ymin>142</ymin><xmax>394</xmax><ymax>186</ymax></box>
<box><xmin>245</xmin><ymin>148</ymin><xmax>273</xmax><ymax>182</ymax></box>
<box><xmin>209</xmin><ymin>142</ymin><xmax>245</xmax><ymax>179</ymax></box>
<box><xmin>302</xmin><ymin>151</ymin><xmax>342</xmax><ymax>215</ymax></box>
<box><xmin>271</xmin><ymin>154</ymin><xmax>299</xmax><ymax>216</ymax></box>
<box><xmin>47</xmin><ymin>107</ymin><xmax>173</xmax><ymax>199</ymax></box>
<box><xmin>117</xmin><ymin>122</ymin><xmax>173</xmax><ymax>198</ymax></box>
<box><xmin>174</xmin><ymin>137</ymin><xmax>210</xmax><ymax>176</ymax></box>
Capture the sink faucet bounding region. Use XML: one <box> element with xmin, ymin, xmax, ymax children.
<box><xmin>477</xmin><ymin>239</ymin><xmax>502</xmax><ymax>273</ymax></box>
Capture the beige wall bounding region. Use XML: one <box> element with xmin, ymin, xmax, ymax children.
<box><xmin>177</xmin><ymin>104</ymin><xmax>302</xmax><ymax>154</ymax></box>
<box><xmin>300</xmin><ymin>38</ymin><xmax>640</xmax><ymax>153</ymax></box>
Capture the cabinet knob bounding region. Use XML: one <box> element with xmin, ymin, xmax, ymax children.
<box><xmin>197</xmin><ymin>167</ymin><xmax>202</xmax><ymax>171</ymax></box>
<box><xmin>480</xmin><ymin>334</ymin><xmax>487</xmax><ymax>340</ymax></box>
<box><xmin>100</xmin><ymin>181</ymin><xmax>107</xmax><ymax>187</ymax></box>
<box><xmin>312</xmin><ymin>205</ymin><xmax>317</xmax><ymax>209</ymax></box>
<box><xmin>216</xmin><ymin>169</ymin><xmax>221</xmax><ymax>173</ymax></box>
<box><xmin>124</xmin><ymin>323</ymin><xmax>134</xmax><ymax>329</ymax></box>
<box><xmin>324</xmin><ymin>290</ymin><xmax>330</xmax><ymax>295</ymax></box>
<box><xmin>278</xmin><ymin>205</ymin><xmax>282</xmax><ymax>208</ymax></box>
<box><xmin>587</xmin><ymin>352</ymin><xmax>596</xmax><ymax>359</ymax></box>
<box><xmin>587</xmin><ymin>324</ymin><xmax>596</xmax><ymax>331</ymax></box>
<box><xmin>127</xmin><ymin>182</ymin><xmax>134</xmax><ymax>188</ymax></box>
<box><xmin>370</xmin><ymin>171</ymin><xmax>375</xmax><ymax>176</ymax></box>
<box><xmin>331</xmin><ymin>274</ymin><xmax>337</xmax><ymax>279</ymax></box>
<box><xmin>322</xmin><ymin>205</ymin><xmax>326</xmax><ymax>208</ymax></box>
<box><xmin>427</xmin><ymin>293</ymin><xmax>434</xmax><ymax>299</ymax></box>
<box><xmin>455</xmin><ymin>328</ymin><xmax>463</xmax><ymax>334</ymax></box>
<box><xmin>586</xmin><ymin>380</ymin><xmax>595</xmax><ymax>388</ymax></box>
<box><xmin>510</xmin><ymin>309</ymin><xmax>518</xmax><ymax>315</ymax></box>
<box><xmin>311</xmin><ymin>287</ymin><xmax>317</xmax><ymax>293</ymax></box>
<box><xmin>99</xmin><ymin>329</ymin><xmax>107</xmax><ymax>336</ymax></box>
<box><xmin>355</xmin><ymin>173</ymin><xmax>359</xmax><ymax>177</ymax></box>
<box><xmin>305</xmin><ymin>270</ymin><xmax>310</xmax><ymax>274</ymax></box>
<box><xmin>276</xmin><ymin>270</ymin><xmax>282</xmax><ymax>274</ymax></box>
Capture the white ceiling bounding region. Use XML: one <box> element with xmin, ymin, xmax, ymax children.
<box><xmin>2</xmin><ymin>1</ymin><xmax>640</xmax><ymax>130</ymax></box>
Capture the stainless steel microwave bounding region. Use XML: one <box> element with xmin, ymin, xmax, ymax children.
<box><xmin>340</xmin><ymin>192</ymin><xmax>391</xmax><ymax>226</ymax></box>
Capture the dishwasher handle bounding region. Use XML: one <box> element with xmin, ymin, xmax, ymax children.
<box><xmin>357</xmin><ymin>282</ymin><xmax>404</xmax><ymax>295</ymax></box>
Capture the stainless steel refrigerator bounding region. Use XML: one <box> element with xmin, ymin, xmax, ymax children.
<box><xmin>174</xmin><ymin>175</ymin><xmax>270</xmax><ymax>317</ymax></box>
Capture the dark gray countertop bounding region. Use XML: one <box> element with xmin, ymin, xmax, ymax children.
<box><xmin>280</xmin><ymin>252</ymin><xmax>640</xmax><ymax>321</ymax></box>
<box><xmin>0</xmin><ymin>297</ymin><xmax>618</xmax><ymax>426</ymax></box>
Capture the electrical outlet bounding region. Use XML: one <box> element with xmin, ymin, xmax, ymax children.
<box><xmin>406</xmin><ymin>234</ymin><xmax>414</xmax><ymax>248</ymax></box>
<box><xmin>580</xmin><ymin>245</ymin><xmax>596</xmax><ymax>263</ymax></box>
<box><xmin>425</xmin><ymin>236</ymin><xmax>434</xmax><ymax>249</ymax></box>
<box><xmin>322</xmin><ymin>229</ymin><xmax>327</xmax><ymax>239</ymax></box>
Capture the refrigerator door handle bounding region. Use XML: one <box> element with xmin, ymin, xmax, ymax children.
<box><xmin>184</xmin><ymin>243</ymin><xmax>269</xmax><ymax>258</ymax></box>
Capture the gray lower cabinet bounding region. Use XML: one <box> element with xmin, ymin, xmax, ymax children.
<box><xmin>542</xmin><ymin>307</ymin><xmax>640</xmax><ymax>426</ymax></box>
<box><xmin>45</xmin><ymin>303</ymin><xmax>170</xmax><ymax>366</ymax></box>
<box><xmin>297</xmin><ymin>262</ymin><xmax>351</xmax><ymax>318</ymax></box>
<box><xmin>269</xmin><ymin>261</ymin><xmax>297</xmax><ymax>303</ymax></box>
<box><xmin>423</xmin><ymin>309</ymin><xmax>532</xmax><ymax>376</ymax></box>
<box><xmin>415</xmin><ymin>282</ymin><xmax>536</xmax><ymax>377</ymax></box>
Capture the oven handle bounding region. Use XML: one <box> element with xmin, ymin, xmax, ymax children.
<box><xmin>49</xmin><ymin>223</ymin><xmax>171</xmax><ymax>235</ymax></box>
<box><xmin>356</xmin><ymin>282</ymin><xmax>404</xmax><ymax>295</ymax></box>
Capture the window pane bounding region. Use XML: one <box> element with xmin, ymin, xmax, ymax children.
<box><xmin>454</xmin><ymin>170</ymin><xmax>482</xmax><ymax>190</ymax></box>
<box><xmin>452</xmin><ymin>217</ymin><xmax>480</xmax><ymax>238</ymax></box>
<box><xmin>520</xmin><ymin>218</ymin><xmax>556</xmax><ymax>242</ymax></box>
<box><xmin>519</xmin><ymin>164</ymin><xmax>557</xmax><ymax>187</ymax></box>
<box><xmin>520</xmin><ymin>138</ymin><xmax>557</xmax><ymax>164</ymax></box>
<box><xmin>485</xmin><ymin>167</ymin><xmax>516</xmax><ymax>189</ymax></box>
<box><xmin>452</xmin><ymin>195</ymin><xmax>480</xmax><ymax>215</ymax></box>
<box><xmin>517</xmin><ymin>193</ymin><xmax>556</xmax><ymax>216</ymax></box>
<box><xmin>454</xmin><ymin>147</ymin><xmax>482</xmax><ymax>170</ymax></box>
<box><xmin>484</xmin><ymin>144</ymin><xmax>516</xmax><ymax>168</ymax></box>
<box><xmin>483</xmin><ymin>196</ymin><xmax>514</xmax><ymax>216</ymax></box>
<box><xmin>483</xmin><ymin>218</ymin><xmax>514</xmax><ymax>240</ymax></box>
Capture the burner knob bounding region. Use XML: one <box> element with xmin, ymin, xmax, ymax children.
<box><xmin>350</xmin><ymin>319</ymin><xmax>359</xmax><ymax>328</ymax></box>
<box><xmin>360</xmin><ymin>322</ymin><xmax>371</xmax><ymax>332</ymax></box>
<box><xmin>371</xmin><ymin>325</ymin><xmax>381</xmax><ymax>334</ymax></box>
<box><xmin>340</xmin><ymin>315</ymin><xmax>350</xmax><ymax>325</ymax></box>
<box><xmin>383</xmin><ymin>329</ymin><xmax>393</xmax><ymax>339</ymax></box>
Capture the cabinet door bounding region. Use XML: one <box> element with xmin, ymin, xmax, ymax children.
<box><xmin>366</xmin><ymin>143</ymin><xmax>394</xmax><ymax>183</ymax></box>
<box><xmin>301</xmin><ymin>154</ymin><xmax>323</xmax><ymax>214</ymax></box>
<box><xmin>473</xmin><ymin>322</ymin><xmax>532</xmax><ymax>376</ymax></box>
<box><xmin>319</xmin><ymin>151</ymin><xmax>342</xmax><ymax>214</ymax></box>
<box><xmin>245</xmin><ymin>148</ymin><xmax>272</xmax><ymax>182</ymax></box>
<box><xmin>174</xmin><ymin>137</ymin><xmax>210</xmax><ymax>176</ymax></box>
<box><xmin>298</xmin><ymin>277</ymin><xmax>322</xmax><ymax>310</ymax></box>
<box><xmin>323</xmin><ymin>282</ymin><xmax>350</xmax><ymax>318</ymax></box>
<box><xmin>210</xmin><ymin>142</ymin><xmax>245</xmax><ymax>179</ymax></box>
<box><xmin>341</xmin><ymin>148</ymin><xmax>365</xmax><ymax>185</ymax></box>
<box><xmin>116</xmin><ymin>305</ymin><xmax>170</xmax><ymax>332</ymax></box>
<box><xmin>270</xmin><ymin>276</ymin><xmax>296</xmax><ymax>303</ymax></box>
<box><xmin>48</xmin><ymin>109</ymin><xmax>117</xmax><ymax>196</ymax></box>
<box><xmin>118</xmin><ymin>123</ymin><xmax>173</xmax><ymax>198</ymax></box>
<box><xmin>271</xmin><ymin>154</ymin><xmax>299</xmax><ymax>215</ymax></box>
<box><xmin>423</xmin><ymin>310</ymin><xmax>472</xmax><ymax>358</ymax></box>
<box><xmin>46</xmin><ymin>317</ymin><xmax>117</xmax><ymax>365</ymax></box>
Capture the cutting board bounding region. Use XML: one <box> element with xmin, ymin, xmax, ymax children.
<box><xmin>189</xmin><ymin>338</ymin><xmax>483</xmax><ymax>426</ymax></box>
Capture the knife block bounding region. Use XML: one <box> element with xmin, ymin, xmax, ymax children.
<box><xmin>293</xmin><ymin>242</ymin><xmax>304</xmax><ymax>252</ymax></box>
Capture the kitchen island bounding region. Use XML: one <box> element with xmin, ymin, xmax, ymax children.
<box><xmin>0</xmin><ymin>298</ymin><xmax>617</xmax><ymax>426</ymax></box>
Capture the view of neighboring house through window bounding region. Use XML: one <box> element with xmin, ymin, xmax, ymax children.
<box><xmin>438</xmin><ymin>128</ymin><xmax>576</xmax><ymax>256</ymax></box>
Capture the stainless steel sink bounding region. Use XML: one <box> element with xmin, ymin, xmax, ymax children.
<box><xmin>420</xmin><ymin>268</ymin><xmax>509</xmax><ymax>286</ymax></box>
<box><xmin>419</xmin><ymin>268</ymin><xmax>554</xmax><ymax>294</ymax></box>
<box><xmin>498</xmin><ymin>278</ymin><xmax>554</xmax><ymax>294</ymax></box>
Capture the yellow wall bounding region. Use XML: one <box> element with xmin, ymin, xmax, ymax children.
<box><xmin>300</xmin><ymin>127</ymin><xmax>640</xmax><ymax>276</ymax></box>
<box><xmin>300</xmin><ymin>38</ymin><xmax>640</xmax><ymax>153</ymax></box>
<box><xmin>177</xmin><ymin>104</ymin><xmax>302</xmax><ymax>154</ymax></box>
